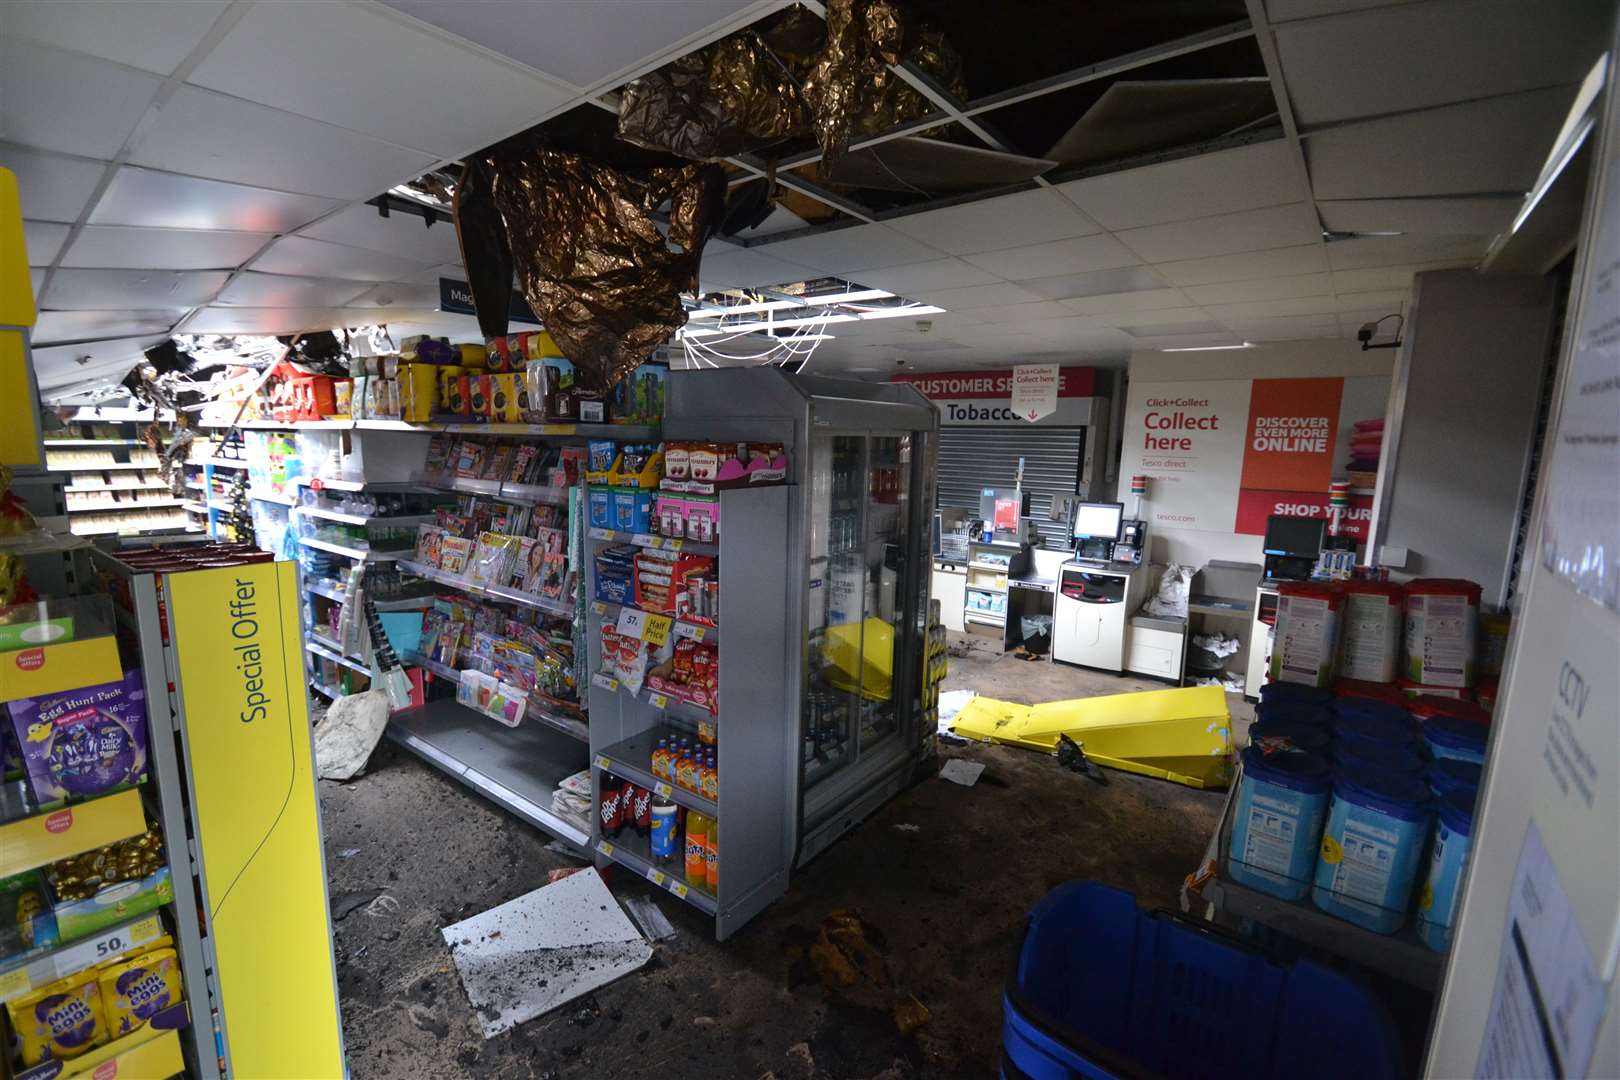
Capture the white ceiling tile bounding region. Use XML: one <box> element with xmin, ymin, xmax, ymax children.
<box><xmin>1116</xmin><ymin>202</ymin><xmax>1320</xmax><ymax>263</ymax></box>
<box><xmin>189</xmin><ymin>2</ymin><xmax>576</xmax><ymax>158</ymax></box>
<box><xmin>760</xmin><ymin>225</ymin><xmax>943</xmax><ymax>273</ymax></box>
<box><xmin>906</xmin><ymin>282</ymin><xmax>1041</xmax><ymax>309</ymax></box>
<box><xmin>1334</xmin><ymin>290</ymin><xmax>1409</xmax><ymax>313</ymax></box>
<box><xmin>183</xmin><ymin>306</ymin><xmax>344</xmax><ymax>335</ymax></box>
<box><xmin>394</xmin><ymin>262</ymin><xmax>467</xmax><ymax>286</ymax></box>
<box><xmin>30</xmin><ymin>268</ymin><xmax>45</xmax><ymax>296</ymax></box>
<box><xmin>0</xmin><ymin>144</ymin><xmax>106</xmax><ymax>223</ymax></box>
<box><xmin>1305</xmin><ymin>87</ymin><xmax>1576</xmax><ymax>200</ymax></box>
<box><xmin>0</xmin><ymin>39</ymin><xmax>161</xmax><ymax>158</ymax></box>
<box><xmin>1277</xmin><ymin>0</ymin><xmax>1610</xmax><ymax>127</ymax></box>
<box><xmin>300</xmin><ymin>205</ymin><xmax>464</xmax><ymax>265</ymax></box>
<box><xmin>1153</xmin><ymin>244</ymin><xmax>1327</xmax><ymax>287</ymax></box>
<box><xmin>963</xmin><ymin>234</ymin><xmax>1139</xmax><ymax>281</ymax></box>
<box><xmin>1059</xmin><ymin>288</ymin><xmax>1197</xmax><ymax>316</ymax></box>
<box><xmin>965</xmin><ymin>301</ymin><xmax>1075</xmax><ymax>325</ymax></box>
<box><xmin>343</xmin><ymin>281</ymin><xmax>443</xmax><ymax>310</ymax></box>
<box><xmin>1265</xmin><ymin>0</ymin><xmax>1423</xmax><ymax>21</ymax></box>
<box><xmin>91</xmin><ymin>167</ymin><xmax>341</xmax><ymax>232</ymax></box>
<box><xmin>43</xmin><ymin>269</ymin><xmax>229</xmax><ymax>310</ymax></box>
<box><xmin>129</xmin><ymin>87</ymin><xmax>438</xmax><ymax>201</ymax></box>
<box><xmin>1057</xmin><ymin>141</ymin><xmax>1303</xmax><ymax>230</ymax></box>
<box><xmin>887</xmin><ymin>187</ymin><xmax>1099</xmax><ymax>255</ymax></box>
<box><xmin>1325</xmin><ymin>234</ymin><xmax>1488</xmax><ymax>271</ymax></box>
<box><xmin>1019</xmin><ymin>265</ymin><xmax>1166</xmax><ymax>301</ymax></box>
<box><xmin>854</xmin><ymin>258</ymin><xmax>1000</xmax><ymax>295</ymax></box>
<box><xmin>62</xmin><ymin>226</ymin><xmax>271</xmax><ymax>270</ymax></box>
<box><xmin>31</xmin><ymin>335</ymin><xmax>166</xmax><ymax>389</ymax></box>
<box><xmin>378</xmin><ymin>0</ymin><xmax>755</xmax><ymax>90</ymax></box>
<box><xmin>1115</xmin><ymin>312</ymin><xmax>1227</xmax><ymax>333</ymax></box>
<box><xmin>1318</xmin><ymin>196</ymin><xmax>1520</xmax><ymax>236</ymax></box>
<box><xmin>1227</xmin><ymin>315</ymin><xmax>1341</xmax><ymax>341</ymax></box>
<box><xmin>1204</xmin><ymin>296</ymin><xmax>1341</xmax><ymax>321</ymax></box>
<box><xmin>215</xmin><ymin>272</ymin><xmax>374</xmax><ymax>309</ymax></box>
<box><xmin>732</xmin><ymin>206</ymin><xmax>809</xmax><ymax>239</ymax></box>
<box><xmin>1183</xmin><ymin>273</ymin><xmax>1333</xmax><ymax>305</ymax></box>
<box><xmin>250</xmin><ymin>235</ymin><xmax>432</xmax><ymax>282</ymax></box>
<box><xmin>1131</xmin><ymin>331</ymin><xmax>1245</xmax><ymax>349</ymax></box>
<box><xmin>6</xmin><ymin>0</ymin><xmax>231</xmax><ymax>75</ymax></box>
<box><xmin>34</xmin><ymin>309</ymin><xmax>182</xmax><ymax>345</ymax></box>
<box><xmin>24</xmin><ymin>221</ymin><xmax>70</xmax><ymax>265</ymax></box>
<box><xmin>1329</xmin><ymin>261</ymin><xmax>1462</xmax><ymax>294</ymax></box>
<box><xmin>697</xmin><ymin>249</ymin><xmax>818</xmax><ymax>291</ymax></box>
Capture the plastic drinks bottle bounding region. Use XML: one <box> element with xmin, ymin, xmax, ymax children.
<box><xmin>677</xmin><ymin>746</ymin><xmax>697</xmax><ymax>792</ymax></box>
<box><xmin>649</xmin><ymin>795</ymin><xmax>678</xmax><ymax>863</ymax></box>
<box><xmin>705</xmin><ymin>817</ymin><xmax>718</xmax><ymax>893</ymax></box>
<box><xmin>651</xmin><ymin>738</ymin><xmax>669</xmax><ymax>781</ymax></box>
<box><xmin>685</xmin><ymin>812</ymin><xmax>709</xmax><ymax>885</ymax></box>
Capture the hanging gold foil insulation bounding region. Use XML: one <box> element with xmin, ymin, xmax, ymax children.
<box><xmin>617</xmin><ymin>31</ymin><xmax>811</xmax><ymax>161</ymax></box>
<box><xmin>481</xmin><ymin>149</ymin><xmax>724</xmax><ymax>393</ymax></box>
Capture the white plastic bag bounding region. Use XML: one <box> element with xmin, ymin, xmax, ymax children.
<box><xmin>1143</xmin><ymin>564</ymin><xmax>1193</xmax><ymax>618</ymax></box>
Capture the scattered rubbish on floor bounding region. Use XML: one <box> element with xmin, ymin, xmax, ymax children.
<box><xmin>621</xmin><ymin>896</ymin><xmax>676</xmax><ymax>942</ymax></box>
<box><xmin>938</xmin><ymin>759</ymin><xmax>985</xmax><ymax>787</ymax></box>
<box><xmin>809</xmin><ymin>910</ymin><xmax>886</xmax><ymax>989</ymax></box>
<box><xmin>544</xmin><ymin>839</ymin><xmax>585</xmax><ymax>859</ymax></box>
<box><xmin>892</xmin><ymin>823</ymin><xmax>921</xmax><ymax>833</ymax></box>
<box><xmin>1195</xmin><ymin>672</ymin><xmax>1247</xmax><ymax>693</ymax></box>
<box><xmin>938</xmin><ymin>689</ymin><xmax>975</xmax><ymax>732</ymax></box>
<box><xmin>363</xmin><ymin>894</ymin><xmax>400</xmax><ymax>918</ymax></box>
<box><xmin>338</xmin><ymin>847</ymin><xmax>361</xmax><ymax>859</ymax></box>
<box><xmin>551</xmin><ymin>770</ymin><xmax>595</xmax><ymax>833</ymax></box>
<box><xmin>313</xmin><ymin>690</ymin><xmax>390</xmax><ymax>781</ymax></box>
<box><xmin>893</xmin><ymin>995</ymin><xmax>931</xmax><ymax>1036</ymax></box>
<box><xmin>1055</xmin><ymin>734</ymin><xmax>1108</xmax><ymax>785</ymax></box>
<box><xmin>547</xmin><ymin>867</ymin><xmax>587</xmax><ymax>883</ymax></box>
<box><xmin>332</xmin><ymin>889</ymin><xmax>385</xmax><ymax>920</ymax></box>
<box><xmin>938</xmin><ymin>732</ymin><xmax>969</xmax><ymax>746</ymax></box>
<box><xmin>949</xmin><ymin>685</ymin><xmax>1231</xmax><ymax>789</ymax></box>
<box><xmin>443</xmin><ymin>867</ymin><xmax>653</xmax><ymax>1039</ymax></box>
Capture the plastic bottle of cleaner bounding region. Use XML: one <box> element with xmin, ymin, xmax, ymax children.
<box><xmin>685</xmin><ymin>812</ymin><xmax>709</xmax><ymax>885</ymax></box>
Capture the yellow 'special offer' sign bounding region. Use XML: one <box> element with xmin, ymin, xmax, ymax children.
<box><xmin>167</xmin><ymin>562</ymin><xmax>344</xmax><ymax>1078</ymax></box>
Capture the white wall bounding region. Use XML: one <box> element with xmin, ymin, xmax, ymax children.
<box><xmin>1369</xmin><ymin>270</ymin><xmax>1555</xmax><ymax>607</ymax></box>
<box><xmin>1126</xmin><ymin>339</ymin><xmax>1397</xmax><ymax>568</ymax></box>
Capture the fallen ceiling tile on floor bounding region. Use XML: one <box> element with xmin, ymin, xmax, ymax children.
<box><xmin>443</xmin><ymin>868</ymin><xmax>653</xmax><ymax>1039</ymax></box>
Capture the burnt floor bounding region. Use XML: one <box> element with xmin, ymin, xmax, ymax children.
<box><xmin>325</xmin><ymin>636</ymin><xmax>1236</xmax><ymax>1080</ymax></box>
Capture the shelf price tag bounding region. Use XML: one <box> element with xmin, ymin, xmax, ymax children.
<box><xmin>653</xmin><ymin>781</ymin><xmax>672</xmax><ymax>798</ymax></box>
<box><xmin>647</xmin><ymin>868</ymin><xmax>664</xmax><ymax>886</ymax></box>
<box><xmin>679</xmin><ymin>625</ymin><xmax>707</xmax><ymax>642</ymax></box>
<box><xmin>631</xmin><ymin>533</ymin><xmax>656</xmax><ymax>547</ymax></box>
<box><xmin>671</xmin><ymin>882</ymin><xmax>689</xmax><ymax>899</ymax></box>
<box><xmin>596</xmin><ymin>840</ymin><xmax>614</xmax><ymax>857</ymax></box>
<box><xmin>592</xmin><ymin>602</ymin><xmax>607</xmax><ymax>616</ymax></box>
<box><xmin>594</xmin><ymin>755</ymin><xmax>610</xmax><ymax>771</ymax></box>
<box><xmin>648</xmin><ymin>693</ymin><xmax>669</xmax><ymax>709</ymax></box>
<box><xmin>640</xmin><ymin>614</ymin><xmax>673</xmax><ymax>648</ymax></box>
<box><xmin>0</xmin><ymin>968</ymin><xmax>28</xmax><ymax>1002</ymax></box>
<box><xmin>591</xmin><ymin>673</ymin><xmax>619</xmax><ymax>692</ymax></box>
<box><xmin>588</xmin><ymin>528</ymin><xmax>613</xmax><ymax>542</ymax></box>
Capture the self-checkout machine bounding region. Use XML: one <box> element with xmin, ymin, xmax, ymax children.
<box><xmin>1052</xmin><ymin>482</ymin><xmax>1149</xmax><ymax>672</ymax></box>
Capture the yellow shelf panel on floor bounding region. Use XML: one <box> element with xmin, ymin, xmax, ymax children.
<box><xmin>0</xmin><ymin>788</ymin><xmax>147</xmax><ymax>877</ymax></box>
<box><xmin>950</xmin><ymin>684</ymin><xmax>1232</xmax><ymax>789</ymax></box>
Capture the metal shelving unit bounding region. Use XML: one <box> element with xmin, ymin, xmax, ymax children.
<box><xmin>396</xmin><ymin>557</ymin><xmax>574</xmax><ymax>617</ymax></box>
<box><xmin>409</xmin><ymin>652</ymin><xmax>589</xmax><ymax>742</ymax></box>
<box><xmin>386</xmin><ymin>698</ymin><xmax>591</xmax><ymax>848</ymax></box>
<box><xmin>586</xmin><ymin>525</ymin><xmax>717</xmax><ymax>556</ymax></box>
<box><xmin>306</xmin><ymin>635</ymin><xmax>370</xmax><ymax>676</ymax></box>
<box><xmin>593</xmin><ymin>832</ymin><xmax>717</xmax><ymax>914</ymax></box>
<box><xmin>590</xmin><ymin>599</ymin><xmax>717</xmax><ymax>644</ymax></box>
<box><xmin>593</xmin><ymin>728</ymin><xmax>719</xmax><ymax>818</ymax></box>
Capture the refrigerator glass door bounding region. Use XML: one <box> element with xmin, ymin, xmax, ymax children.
<box><xmin>857</xmin><ymin>434</ymin><xmax>912</xmax><ymax>754</ymax></box>
<box><xmin>804</xmin><ymin>433</ymin><xmax>866</xmax><ymax>789</ymax></box>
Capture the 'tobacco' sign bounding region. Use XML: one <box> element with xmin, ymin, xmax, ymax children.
<box><xmin>892</xmin><ymin>367</ymin><xmax>1096</xmax><ymax>426</ymax></box>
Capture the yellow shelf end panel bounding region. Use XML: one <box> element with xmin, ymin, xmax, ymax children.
<box><xmin>168</xmin><ymin>561</ymin><xmax>345</xmax><ymax>1079</ymax></box>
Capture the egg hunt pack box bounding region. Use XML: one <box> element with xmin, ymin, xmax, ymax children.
<box><xmin>6</xmin><ymin>671</ymin><xmax>150</xmax><ymax>808</ymax></box>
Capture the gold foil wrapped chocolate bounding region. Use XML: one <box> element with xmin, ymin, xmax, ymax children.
<box><xmin>482</xmin><ymin>149</ymin><xmax>724</xmax><ymax>394</ymax></box>
<box><xmin>802</xmin><ymin>0</ymin><xmax>967</xmax><ymax>163</ymax></box>
<box><xmin>617</xmin><ymin>31</ymin><xmax>811</xmax><ymax>161</ymax></box>
<box><xmin>47</xmin><ymin>827</ymin><xmax>164</xmax><ymax>901</ymax></box>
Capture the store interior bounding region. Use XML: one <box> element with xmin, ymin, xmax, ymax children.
<box><xmin>2</xmin><ymin>1</ymin><xmax>1618</xmax><ymax>1078</ymax></box>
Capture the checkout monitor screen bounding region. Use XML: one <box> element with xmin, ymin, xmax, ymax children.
<box><xmin>1073</xmin><ymin>501</ymin><xmax>1124</xmax><ymax>541</ymax></box>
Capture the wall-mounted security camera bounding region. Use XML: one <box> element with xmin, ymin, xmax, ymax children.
<box><xmin>1359</xmin><ymin>313</ymin><xmax>1404</xmax><ymax>351</ymax></box>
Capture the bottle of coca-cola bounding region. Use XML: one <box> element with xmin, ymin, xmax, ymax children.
<box><xmin>598</xmin><ymin>771</ymin><xmax>624</xmax><ymax>838</ymax></box>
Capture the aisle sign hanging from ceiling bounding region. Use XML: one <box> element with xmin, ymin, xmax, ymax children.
<box><xmin>1010</xmin><ymin>363</ymin><xmax>1059</xmax><ymax>422</ymax></box>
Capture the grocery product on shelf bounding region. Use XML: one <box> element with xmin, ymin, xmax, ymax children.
<box><xmin>8</xmin><ymin>965</ymin><xmax>110</xmax><ymax>1066</ymax></box>
<box><xmin>685</xmin><ymin>812</ymin><xmax>709</xmax><ymax>887</ymax></box>
<box><xmin>98</xmin><ymin>944</ymin><xmax>183</xmax><ymax>1037</ymax></box>
<box><xmin>649</xmin><ymin>793</ymin><xmax>678</xmax><ymax>863</ymax></box>
<box><xmin>6</xmin><ymin>671</ymin><xmax>149</xmax><ymax>806</ymax></box>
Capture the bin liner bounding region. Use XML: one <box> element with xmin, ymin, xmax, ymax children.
<box><xmin>469</xmin><ymin>149</ymin><xmax>725</xmax><ymax>394</ymax></box>
<box><xmin>1143</xmin><ymin>564</ymin><xmax>1193</xmax><ymax>618</ymax></box>
<box><xmin>617</xmin><ymin>31</ymin><xmax>811</xmax><ymax>161</ymax></box>
<box><xmin>1020</xmin><ymin>614</ymin><xmax>1053</xmax><ymax>655</ymax></box>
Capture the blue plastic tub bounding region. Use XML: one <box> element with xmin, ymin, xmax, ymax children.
<box><xmin>1247</xmin><ymin>720</ymin><xmax>1333</xmax><ymax>755</ymax></box>
<box><xmin>1425</xmin><ymin>758</ymin><xmax>1483</xmax><ymax>801</ymax></box>
<box><xmin>1424</xmin><ymin>715</ymin><xmax>1488</xmax><ymax>764</ymax></box>
<box><xmin>1332</xmin><ymin>737</ymin><xmax>1425</xmax><ymax>778</ymax></box>
<box><xmin>1254</xmin><ymin>699</ymin><xmax>1334</xmax><ymax>728</ymax></box>
<box><xmin>1229</xmin><ymin>746</ymin><xmax>1331</xmax><ymax>900</ymax></box>
<box><xmin>1313</xmin><ymin>767</ymin><xmax>1433</xmax><ymax>933</ymax></box>
<box><xmin>1417</xmin><ymin>791</ymin><xmax>1476</xmax><ymax>952</ymax></box>
<box><xmin>1333</xmin><ymin>710</ymin><xmax>1418</xmax><ymax>749</ymax></box>
<box><xmin>1003</xmin><ymin>881</ymin><xmax>1404</xmax><ymax>1080</ymax></box>
<box><xmin>1331</xmin><ymin>696</ymin><xmax>1412</xmax><ymax>728</ymax></box>
<box><xmin>1259</xmin><ymin>682</ymin><xmax>1333</xmax><ymax>707</ymax></box>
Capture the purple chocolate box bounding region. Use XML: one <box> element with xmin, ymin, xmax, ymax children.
<box><xmin>6</xmin><ymin>670</ymin><xmax>149</xmax><ymax>807</ymax></box>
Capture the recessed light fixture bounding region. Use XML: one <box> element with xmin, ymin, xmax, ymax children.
<box><xmin>1159</xmin><ymin>341</ymin><xmax>1254</xmax><ymax>352</ymax></box>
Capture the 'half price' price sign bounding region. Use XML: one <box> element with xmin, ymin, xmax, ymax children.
<box><xmin>616</xmin><ymin>607</ymin><xmax>673</xmax><ymax>647</ymax></box>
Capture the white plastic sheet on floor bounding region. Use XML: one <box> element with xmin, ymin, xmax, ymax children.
<box><xmin>443</xmin><ymin>868</ymin><xmax>653</xmax><ymax>1038</ymax></box>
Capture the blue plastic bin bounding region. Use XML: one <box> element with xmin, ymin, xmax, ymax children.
<box><xmin>1003</xmin><ymin>881</ymin><xmax>1404</xmax><ymax>1080</ymax></box>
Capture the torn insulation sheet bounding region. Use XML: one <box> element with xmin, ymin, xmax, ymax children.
<box><xmin>617</xmin><ymin>31</ymin><xmax>811</xmax><ymax>161</ymax></box>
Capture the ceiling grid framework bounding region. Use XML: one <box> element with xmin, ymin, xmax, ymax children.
<box><xmin>2</xmin><ymin>0</ymin><xmax>1609</xmax><ymax>394</ymax></box>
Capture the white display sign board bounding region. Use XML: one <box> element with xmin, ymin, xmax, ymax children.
<box><xmin>1010</xmin><ymin>363</ymin><xmax>1059</xmax><ymax>422</ymax></box>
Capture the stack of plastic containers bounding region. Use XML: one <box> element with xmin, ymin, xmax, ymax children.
<box><xmin>1231</xmin><ymin>680</ymin><xmax>1490</xmax><ymax>948</ymax></box>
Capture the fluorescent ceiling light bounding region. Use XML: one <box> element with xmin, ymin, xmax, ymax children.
<box><xmin>1512</xmin><ymin>52</ymin><xmax>1607</xmax><ymax>236</ymax></box>
<box><xmin>680</xmin><ymin>303</ymin><xmax>943</xmax><ymax>339</ymax></box>
<box><xmin>770</xmin><ymin>333</ymin><xmax>835</xmax><ymax>341</ymax></box>
<box><xmin>1159</xmin><ymin>341</ymin><xmax>1253</xmax><ymax>352</ymax></box>
<box><xmin>687</xmin><ymin>288</ymin><xmax>894</xmax><ymax>319</ymax></box>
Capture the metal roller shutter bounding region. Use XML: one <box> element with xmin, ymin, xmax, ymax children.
<box><xmin>936</xmin><ymin>426</ymin><xmax>1086</xmax><ymax>550</ymax></box>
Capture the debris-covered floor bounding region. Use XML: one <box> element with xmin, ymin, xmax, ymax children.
<box><xmin>326</xmin><ymin>636</ymin><xmax>1242</xmax><ymax>1079</ymax></box>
